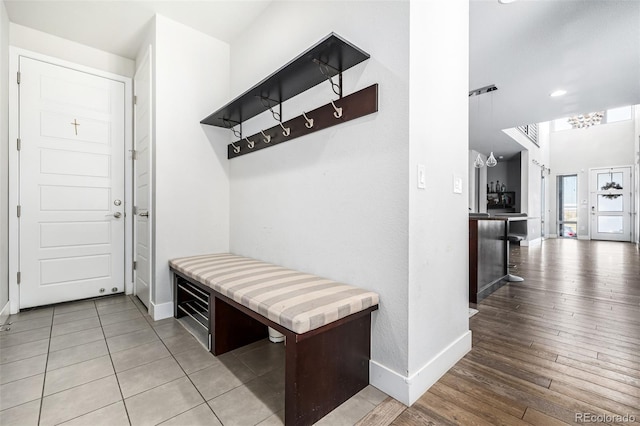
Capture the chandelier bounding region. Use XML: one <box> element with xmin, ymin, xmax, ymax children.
<box><xmin>567</xmin><ymin>111</ymin><xmax>604</xmax><ymax>129</ymax></box>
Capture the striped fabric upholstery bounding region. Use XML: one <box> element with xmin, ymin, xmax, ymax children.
<box><xmin>169</xmin><ymin>253</ymin><xmax>379</xmax><ymax>334</ymax></box>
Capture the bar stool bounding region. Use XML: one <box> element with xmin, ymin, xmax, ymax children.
<box><xmin>494</xmin><ymin>213</ymin><xmax>527</xmax><ymax>283</ymax></box>
<box><xmin>507</xmin><ymin>233</ymin><xmax>525</xmax><ymax>282</ymax></box>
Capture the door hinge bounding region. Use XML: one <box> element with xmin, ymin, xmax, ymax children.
<box><xmin>17</xmin><ymin>272</ymin><xmax>21</xmax><ymax>285</ymax></box>
<box><xmin>17</xmin><ymin>71</ymin><xmax>20</xmax><ymax>84</ymax></box>
<box><xmin>133</xmin><ymin>95</ymin><xmax>137</xmax><ymax>105</ymax></box>
<box><xmin>133</xmin><ymin>261</ymin><xmax>137</xmax><ymax>270</ymax></box>
<box><xmin>17</xmin><ymin>138</ymin><xmax>21</xmax><ymax>151</ymax></box>
<box><xmin>131</xmin><ymin>150</ymin><xmax>137</xmax><ymax>160</ymax></box>
<box><xmin>17</xmin><ymin>205</ymin><xmax>21</xmax><ymax>217</ymax></box>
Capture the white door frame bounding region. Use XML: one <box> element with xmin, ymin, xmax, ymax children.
<box><xmin>588</xmin><ymin>164</ymin><xmax>635</xmax><ymax>242</ymax></box>
<box><xmin>8</xmin><ymin>48</ymin><xmax>133</xmax><ymax>314</ymax></box>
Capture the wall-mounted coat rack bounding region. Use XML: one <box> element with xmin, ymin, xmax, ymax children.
<box><xmin>200</xmin><ymin>33</ymin><xmax>379</xmax><ymax>159</ymax></box>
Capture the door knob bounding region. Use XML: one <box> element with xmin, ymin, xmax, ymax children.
<box><xmin>113</xmin><ymin>212</ymin><xmax>122</xmax><ymax>218</ymax></box>
<box><xmin>138</xmin><ymin>211</ymin><xmax>149</xmax><ymax>218</ymax></box>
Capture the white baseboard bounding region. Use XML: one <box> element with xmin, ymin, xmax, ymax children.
<box><xmin>520</xmin><ymin>237</ymin><xmax>541</xmax><ymax>247</ymax></box>
<box><xmin>578</xmin><ymin>235</ymin><xmax>591</xmax><ymax>240</ymax></box>
<box><xmin>150</xmin><ymin>300</ymin><xmax>173</xmax><ymax>321</ymax></box>
<box><xmin>370</xmin><ymin>330</ymin><xmax>472</xmax><ymax>406</ymax></box>
<box><xmin>548</xmin><ymin>234</ymin><xmax>558</xmax><ymax>239</ymax></box>
<box><xmin>0</xmin><ymin>300</ymin><xmax>10</xmax><ymax>325</ymax></box>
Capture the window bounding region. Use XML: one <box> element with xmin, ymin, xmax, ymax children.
<box><xmin>558</xmin><ymin>175</ymin><xmax>578</xmax><ymax>238</ymax></box>
<box><xmin>606</xmin><ymin>106</ymin><xmax>632</xmax><ymax>123</ymax></box>
<box><xmin>552</xmin><ymin>105</ymin><xmax>633</xmax><ymax>131</ymax></box>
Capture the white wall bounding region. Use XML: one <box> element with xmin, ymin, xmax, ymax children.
<box><xmin>549</xmin><ymin>119</ymin><xmax>635</xmax><ymax>238</ymax></box>
<box><xmin>228</xmin><ymin>0</ymin><xmax>469</xmax><ymax>405</ymax></box>
<box><xmin>406</xmin><ymin>0</ymin><xmax>470</xmax><ymax>404</ymax></box>
<box><xmin>228</xmin><ymin>0</ymin><xmax>411</xmax><ymax>395</ymax></box>
<box><xmin>9</xmin><ymin>23</ymin><xmax>134</xmax><ymax>77</ymax></box>
<box><xmin>0</xmin><ymin>0</ymin><xmax>9</xmax><ymax>321</ymax></box>
<box><xmin>151</xmin><ymin>15</ymin><xmax>230</xmax><ymax>314</ymax></box>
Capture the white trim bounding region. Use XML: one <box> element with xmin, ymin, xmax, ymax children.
<box><xmin>0</xmin><ymin>300</ymin><xmax>10</xmax><ymax>325</ymax></box>
<box><xmin>548</xmin><ymin>234</ymin><xmax>558</xmax><ymax>238</ymax></box>
<box><xmin>150</xmin><ymin>300</ymin><xmax>173</xmax><ymax>321</ymax></box>
<box><xmin>577</xmin><ymin>235</ymin><xmax>591</xmax><ymax>241</ymax></box>
<box><xmin>8</xmin><ymin>47</ymin><xmax>133</xmax><ymax>313</ymax></box>
<box><xmin>521</xmin><ymin>237</ymin><xmax>542</xmax><ymax>247</ymax></box>
<box><xmin>370</xmin><ymin>330</ymin><xmax>472</xmax><ymax>406</ymax></box>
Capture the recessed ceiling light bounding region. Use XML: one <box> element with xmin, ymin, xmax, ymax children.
<box><xmin>550</xmin><ymin>90</ymin><xmax>567</xmax><ymax>97</ymax></box>
<box><xmin>498</xmin><ymin>0</ymin><xmax>516</xmax><ymax>4</ymax></box>
<box><xmin>499</xmin><ymin>155</ymin><xmax>504</xmax><ymax>159</ymax></box>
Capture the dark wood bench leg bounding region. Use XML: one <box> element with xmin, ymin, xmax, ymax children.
<box><xmin>285</xmin><ymin>313</ymin><xmax>372</xmax><ymax>426</ymax></box>
<box><xmin>211</xmin><ymin>295</ymin><xmax>268</xmax><ymax>355</ymax></box>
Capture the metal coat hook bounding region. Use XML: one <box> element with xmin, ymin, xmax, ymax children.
<box><xmin>245</xmin><ymin>137</ymin><xmax>255</xmax><ymax>149</ymax></box>
<box><xmin>231</xmin><ymin>142</ymin><xmax>240</xmax><ymax>154</ymax></box>
<box><xmin>279</xmin><ymin>122</ymin><xmax>291</xmax><ymax>137</ymax></box>
<box><xmin>330</xmin><ymin>100</ymin><xmax>343</xmax><ymax>119</ymax></box>
<box><xmin>302</xmin><ymin>112</ymin><xmax>314</xmax><ymax>128</ymax></box>
<box><xmin>260</xmin><ymin>130</ymin><xmax>271</xmax><ymax>144</ymax></box>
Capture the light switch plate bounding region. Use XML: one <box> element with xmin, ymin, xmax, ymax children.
<box><xmin>453</xmin><ymin>175</ymin><xmax>463</xmax><ymax>194</ymax></box>
<box><xmin>417</xmin><ymin>164</ymin><xmax>426</xmax><ymax>189</ymax></box>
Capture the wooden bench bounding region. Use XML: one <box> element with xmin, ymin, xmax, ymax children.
<box><xmin>169</xmin><ymin>253</ymin><xmax>379</xmax><ymax>426</ymax></box>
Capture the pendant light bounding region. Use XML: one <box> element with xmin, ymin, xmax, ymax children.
<box><xmin>473</xmin><ymin>154</ymin><xmax>485</xmax><ymax>168</ymax></box>
<box><xmin>486</xmin><ymin>152</ymin><xmax>497</xmax><ymax>167</ymax></box>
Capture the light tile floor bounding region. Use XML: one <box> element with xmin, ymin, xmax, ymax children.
<box><xmin>0</xmin><ymin>294</ymin><xmax>389</xmax><ymax>425</ymax></box>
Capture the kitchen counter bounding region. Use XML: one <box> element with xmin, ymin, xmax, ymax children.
<box><xmin>469</xmin><ymin>215</ymin><xmax>508</xmax><ymax>303</ymax></box>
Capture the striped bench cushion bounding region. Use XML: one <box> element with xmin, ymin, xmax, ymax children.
<box><xmin>169</xmin><ymin>253</ymin><xmax>379</xmax><ymax>334</ymax></box>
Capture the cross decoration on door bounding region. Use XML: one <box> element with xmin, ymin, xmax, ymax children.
<box><xmin>70</xmin><ymin>118</ymin><xmax>80</xmax><ymax>135</ymax></box>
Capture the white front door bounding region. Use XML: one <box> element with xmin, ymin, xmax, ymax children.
<box><xmin>133</xmin><ymin>47</ymin><xmax>153</xmax><ymax>309</ymax></box>
<box><xmin>19</xmin><ymin>56</ymin><xmax>126</xmax><ymax>308</ymax></box>
<box><xmin>590</xmin><ymin>167</ymin><xmax>632</xmax><ymax>242</ymax></box>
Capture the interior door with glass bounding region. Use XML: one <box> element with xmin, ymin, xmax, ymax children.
<box><xmin>590</xmin><ymin>167</ymin><xmax>632</xmax><ymax>242</ymax></box>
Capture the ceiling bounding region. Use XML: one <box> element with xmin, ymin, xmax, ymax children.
<box><xmin>4</xmin><ymin>0</ymin><xmax>639</xmax><ymax>160</ymax></box>
<box><xmin>470</xmin><ymin>0</ymin><xmax>640</xmax><ymax>159</ymax></box>
<box><xmin>3</xmin><ymin>0</ymin><xmax>272</xmax><ymax>59</ymax></box>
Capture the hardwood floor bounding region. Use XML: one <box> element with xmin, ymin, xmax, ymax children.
<box><xmin>393</xmin><ymin>238</ymin><xmax>640</xmax><ymax>425</ymax></box>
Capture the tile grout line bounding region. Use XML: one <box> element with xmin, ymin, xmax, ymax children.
<box><xmin>132</xmin><ymin>295</ymin><xmax>226</xmax><ymax>426</ymax></box>
<box><xmin>97</xmin><ymin>300</ymin><xmax>134</xmax><ymax>426</ymax></box>
<box><xmin>36</xmin><ymin>295</ymin><xmax>140</xmax><ymax>423</ymax></box>
<box><xmin>36</xmin><ymin>306</ymin><xmax>56</xmax><ymax>426</ymax></box>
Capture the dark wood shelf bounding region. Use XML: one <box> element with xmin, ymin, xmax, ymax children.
<box><xmin>201</xmin><ymin>33</ymin><xmax>370</xmax><ymax>128</ymax></box>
